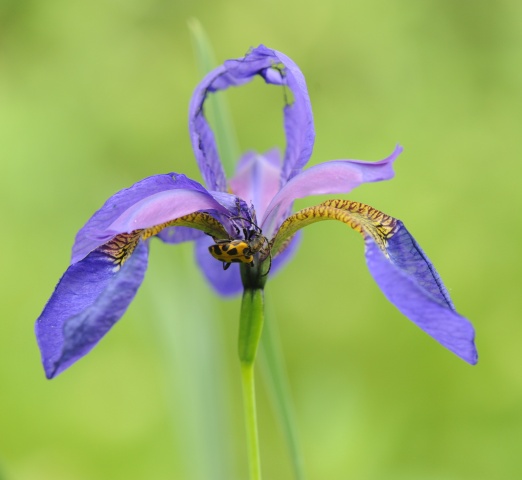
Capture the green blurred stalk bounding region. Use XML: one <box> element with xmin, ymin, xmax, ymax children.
<box><xmin>260</xmin><ymin>301</ymin><xmax>306</xmax><ymax>480</ymax></box>
<box><xmin>188</xmin><ymin>18</ymin><xmax>240</xmax><ymax>177</ymax></box>
<box><xmin>150</xmin><ymin>245</ymin><xmax>235</xmax><ymax>480</ymax></box>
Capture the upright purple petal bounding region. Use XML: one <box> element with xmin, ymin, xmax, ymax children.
<box><xmin>365</xmin><ymin>222</ymin><xmax>477</xmax><ymax>364</ymax></box>
<box><xmin>268</xmin><ymin>49</ymin><xmax>315</xmax><ymax>183</ymax></box>
<box><xmin>262</xmin><ymin>146</ymin><xmax>401</xmax><ymax>236</ymax></box>
<box><xmin>229</xmin><ymin>149</ymin><xmax>282</xmax><ymax>221</ymax></box>
<box><xmin>189</xmin><ymin>90</ymin><xmax>228</xmax><ymax>191</ymax></box>
<box><xmin>189</xmin><ymin>45</ymin><xmax>314</xmax><ymax>190</ymax></box>
<box><xmin>36</xmin><ymin>241</ymin><xmax>149</xmax><ymax>378</ymax></box>
<box><xmin>72</xmin><ymin>174</ymin><xmax>231</xmax><ymax>263</ymax></box>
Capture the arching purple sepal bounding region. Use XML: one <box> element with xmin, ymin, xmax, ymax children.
<box><xmin>365</xmin><ymin>222</ymin><xmax>477</xmax><ymax>364</ymax></box>
<box><xmin>36</xmin><ymin>241</ymin><xmax>149</xmax><ymax>378</ymax></box>
<box><xmin>72</xmin><ymin>174</ymin><xmax>230</xmax><ymax>263</ymax></box>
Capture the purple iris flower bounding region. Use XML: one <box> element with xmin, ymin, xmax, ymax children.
<box><xmin>35</xmin><ymin>45</ymin><xmax>477</xmax><ymax>379</ymax></box>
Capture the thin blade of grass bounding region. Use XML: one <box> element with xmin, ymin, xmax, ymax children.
<box><xmin>188</xmin><ymin>18</ymin><xmax>240</xmax><ymax>177</ymax></box>
<box><xmin>260</xmin><ymin>299</ymin><xmax>307</xmax><ymax>480</ymax></box>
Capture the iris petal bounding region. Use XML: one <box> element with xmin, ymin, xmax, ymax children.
<box><xmin>229</xmin><ymin>149</ymin><xmax>282</xmax><ymax>221</ymax></box>
<box><xmin>35</xmin><ymin>241</ymin><xmax>149</xmax><ymax>378</ymax></box>
<box><xmin>262</xmin><ymin>146</ymin><xmax>401</xmax><ymax>236</ymax></box>
<box><xmin>270</xmin><ymin>200</ymin><xmax>477</xmax><ymax>363</ymax></box>
<box><xmin>72</xmin><ymin>174</ymin><xmax>231</xmax><ymax>263</ymax></box>
<box><xmin>365</xmin><ymin>224</ymin><xmax>477</xmax><ymax>364</ymax></box>
<box><xmin>107</xmin><ymin>190</ymin><xmax>228</xmax><ymax>235</ymax></box>
<box><xmin>190</xmin><ymin>99</ymin><xmax>228</xmax><ymax>191</ymax></box>
<box><xmin>261</xmin><ymin>47</ymin><xmax>315</xmax><ymax>183</ymax></box>
<box><xmin>189</xmin><ymin>45</ymin><xmax>314</xmax><ymax>191</ymax></box>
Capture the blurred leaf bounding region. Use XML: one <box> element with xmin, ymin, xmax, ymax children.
<box><xmin>260</xmin><ymin>301</ymin><xmax>307</xmax><ymax>480</ymax></box>
<box><xmin>188</xmin><ymin>18</ymin><xmax>241</xmax><ymax>176</ymax></box>
<box><xmin>149</xmin><ymin>245</ymin><xmax>235</xmax><ymax>480</ymax></box>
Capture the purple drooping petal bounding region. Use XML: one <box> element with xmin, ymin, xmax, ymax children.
<box><xmin>229</xmin><ymin>149</ymin><xmax>282</xmax><ymax>221</ymax></box>
<box><xmin>195</xmin><ymin>236</ymin><xmax>243</xmax><ymax>296</ymax></box>
<box><xmin>36</xmin><ymin>241</ymin><xmax>149</xmax><ymax>378</ymax></box>
<box><xmin>189</xmin><ymin>45</ymin><xmax>314</xmax><ymax>190</ymax></box>
<box><xmin>72</xmin><ymin>174</ymin><xmax>232</xmax><ymax>264</ymax></box>
<box><xmin>365</xmin><ymin>222</ymin><xmax>477</xmax><ymax>364</ymax></box>
<box><xmin>262</xmin><ymin>146</ymin><xmax>401</xmax><ymax>236</ymax></box>
<box><xmin>385</xmin><ymin>222</ymin><xmax>455</xmax><ymax>309</ymax></box>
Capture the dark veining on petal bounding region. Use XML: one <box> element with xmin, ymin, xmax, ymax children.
<box><xmin>271</xmin><ymin>200</ymin><xmax>400</xmax><ymax>257</ymax></box>
<box><xmin>100</xmin><ymin>231</ymin><xmax>142</xmax><ymax>269</ymax></box>
<box><xmin>320</xmin><ymin>199</ymin><xmax>400</xmax><ymax>254</ymax></box>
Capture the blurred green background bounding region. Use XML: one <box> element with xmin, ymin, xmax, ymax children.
<box><xmin>1</xmin><ymin>0</ymin><xmax>520</xmax><ymax>479</ymax></box>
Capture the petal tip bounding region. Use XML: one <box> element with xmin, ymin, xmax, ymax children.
<box><xmin>465</xmin><ymin>347</ymin><xmax>479</xmax><ymax>366</ymax></box>
<box><xmin>44</xmin><ymin>364</ymin><xmax>58</xmax><ymax>380</ymax></box>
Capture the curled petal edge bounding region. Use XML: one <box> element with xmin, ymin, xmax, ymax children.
<box><xmin>189</xmin><ymin>45</ymin><xmax>315</xmax><ymax>190</ymax></box>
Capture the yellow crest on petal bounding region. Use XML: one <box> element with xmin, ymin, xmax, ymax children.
<box><xmin>101</xmin><ymin>212</ymin><xmax>230</xmax><ymax>270</ymax></box>
<box><xmin>271</xmin><ymin>199</ymin><xmax>399</xmax><ymax>258</ymax></box>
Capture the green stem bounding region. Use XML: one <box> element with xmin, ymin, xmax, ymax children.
<box><xmin>239</xmin><ymin>288</ymin><xmax>265</xmax><ymax>363</ymax></box>
<box><xmin>239</xmin><ymin>288</ymin><xmax>265</xmax><ymax>480</ymax></box>
<box><xmin>241</xmin><ymin>362</ymin><xmax>261</xmax><ymax>480</ymax></box>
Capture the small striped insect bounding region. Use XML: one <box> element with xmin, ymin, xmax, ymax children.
<box><xmin>208</xmin><ymin>217</ymin><xmax>271</xmax><ymax>274</ymax></box>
